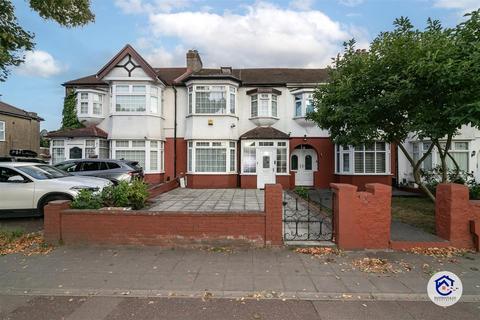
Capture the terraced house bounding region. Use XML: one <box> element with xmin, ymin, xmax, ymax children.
<box><xmin>48</xmin><ymin>44</ymin><xmax>396</xmax><ymax>189</ymax></box>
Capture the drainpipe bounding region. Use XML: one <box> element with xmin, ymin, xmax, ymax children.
<box><xmin>173</xmin><ymin>85</ymin><xmax>177</xmax><ymax>179</ymax></box>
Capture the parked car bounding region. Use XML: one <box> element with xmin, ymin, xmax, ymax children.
<box><xmin>53</xmin><ymin>159</ymin><xmax>144</xmax><ymax>184</ymax></box>
<box><xmin>0</xmin><ymin>149</ymin><xmax>47</xmax><ymax>163</ymax></box>
<box><xmin>0</xmin><ymin>162</ymin><xmax>112</xmax><ymax>217</ymax></box>
<box><xmin>0</xmin><ymin>156</ymin><xmax>47</xmax><ymax>163</ymax></box>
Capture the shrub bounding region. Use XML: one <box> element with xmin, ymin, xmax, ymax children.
<box><xmin>71</xmin><ymin>179</ymin><xmax>149</xmax><ymax>210</ymax></box>
<box><xmin>71</xmin><ymin>189</ymin><xmax>102</xmax><ymax>209</ymax></box>
<box><xmin>421</xmin><ymin>166</ymin><xmax>480</xmax><ymax>200</ymax></box>
<box><xmin>295</xmin><ymin>186</ymin><xmax>309</xmax><ymax>199</ymax></box>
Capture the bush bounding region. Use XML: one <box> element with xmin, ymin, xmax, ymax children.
<box><xmin>421</xmin><ymin>166</ymin><xmax>480</xmax><ymax>200</ymax></box>
<box><xmin>71</xmin><ymin>189</ymin><xmax>102</xmax><ymax>209</ymax></box>
<box><xmin>71</xmin><ymin>179</ymin><xmax>150</xmax><ymax>210</ymax></box>
<box><xmin>295</xmin><ymin>186</ymin><xmax>309</xmax><ymax>199</ymax></box>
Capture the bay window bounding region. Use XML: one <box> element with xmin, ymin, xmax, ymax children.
<box><xmin>251</xmin><ymin>94</ymin><xmax>278</xmax><ymax>118</ymax></box>
<box><xmin>440</xmin><ymin>141</ymin><xmax>469</xmax><ymax>171</ymax></box>
<box><xmin>412</xmin><ymin>141</ymin><xmax>433</xmax><ymax>170</ymax></box>
<box><xmin>335</xmin><ymin>142</ymin><xmax>389</xmax><ymax>175</ymax></box>
<box><xmin>77</xmin><ymin>91</ymin><xmax>105</xmax><ymax>116</ymax></box>
<box><xmin>114</xmin><ymin>84</ymin><xmax>161</xmax><ymax>114</ymax></box>
<box><xmin>113</xmin><ymin>139</ymin><xmax>164</xmax><ymax>172</ymax></box>
<box><xmin>85</xmin><ymin>140</ymin><xmax>96</xmax><ymax>158</ymax></box>
<box><xmin>51</xmin><ymin>140</ymin><xmax>66</xmax><ymax>164</ymax></box>
<box><xmin>187</xmin><ymin>141</ymin><xmax>236</xmax><ymax>173</ymax></box>
<box><xmin>187</xmin><ymin>85</ymin><xmax>237</xmax><ymax>115</ymax></box>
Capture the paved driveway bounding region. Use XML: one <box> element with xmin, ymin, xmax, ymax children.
<box><xmin>149</xmin><ymin>188</ymin><xmax>265</xmax><ymax>212</ymax></box>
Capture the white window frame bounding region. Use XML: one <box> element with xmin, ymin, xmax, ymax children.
<box><xmin>438</xmin><ymin>140</ymin><xmax>470</xmax><ymax>172</ymax></box>
<box><xmin>0</xmin><ymin>121</ymin><xmax>5</xmax><ymax>141</ymax></box>
<box><xmin>241</xmin><ymin>140</ymin><xmax>289</xmax><ymax>175</ymax></box>
<box><xmin>112</xmin><ymin>84</ymin><xmax>161</xmax><ymax>115</ymax></box>
<box><xmin>112</xmin><ymin>139</ymin><xmax>164</xmax><ymax>173</ymax></box>
<box><xmin>187</xmin><ymin>140</ymin><xmax>237</xmax><ymax>174</ymax></box>
<box><xmin>335</xmin><ymin>142</ymin><xmax>390</xmax><ymax>175</ymax></box>
<box><xmin>85</xmin><ymin>139</ymin><xmax>96</xmax><ymax>158</ymax></box>
<box><xmin>51</xmin><ymin>139</ymin><xmax>66</xmax><ymax>164</ymax></box>
<box><xmin>76</xmin><ymin>90</ymin><xmax>105</xmax><ymax>117</ymax></box>
<box><xmin>293</xmin><ymin>91</ymin><xmax>314</xmax><ymax>118</ymax></box>
<box><xmin>250</xmin><ymin>93</ymin><xmax>279</xmax><ymax>118</ymax></box>
<box><xmin>187</xmin><ymin>85</ymin><xmax>236</xmax><ymax>116</ymax></box>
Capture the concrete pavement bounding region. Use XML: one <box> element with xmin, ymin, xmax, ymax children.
<box><xmin>0</xmin><ymin>247</ymin><xmax>479</xmax><ymax>301</ymax></box>
<box><xmin>1</xmin><ymin>295</ymin><xmax>479</xmax><ymax>320</ymax></box>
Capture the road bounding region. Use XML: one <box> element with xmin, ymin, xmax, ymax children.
<box><xmin>1</xmin><ymin>295</ymin><xmax>479</xmax><ymax>320</ymax></box>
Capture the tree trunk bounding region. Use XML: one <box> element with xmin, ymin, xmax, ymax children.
<box><xmin>435</xmin><ymin>135</ymin><xmax>455</xmax><ymax>183</ymax></box>
<box><xmin>397</xmin><ymin>141</ymin><xmax>436</xmax><ymax>202</ymax></box>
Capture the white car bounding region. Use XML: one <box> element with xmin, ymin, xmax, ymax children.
<box><xmin>0</xmin><ymin>162</ymin><xmax>112</xmax><ymax>217</ymax></box>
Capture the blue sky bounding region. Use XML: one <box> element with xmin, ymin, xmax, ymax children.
<box><xmin>1</xmin><ymin>0</ymin><xmax>477</xmax><ymax>131</ymax></box>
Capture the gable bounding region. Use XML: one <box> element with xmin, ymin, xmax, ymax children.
<box><xmin>96</xmin><ymin>44</ymin><xmax>160</xmax><ymax>82</ymax></box>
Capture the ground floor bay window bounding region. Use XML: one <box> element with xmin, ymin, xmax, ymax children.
<box><xmin>411</xmin><ymin>140</ymin><xmax>470</xmax><ymax>172</ymax></box>
<box><xmin>50</xmin><ymin>138</ymin><xmax>109</xmax><ymax>165</ymax></box>
<box><xmin>112</xmin><ymin>139</ymin><xmax>164</xmax><ymax>173</ymax></box>
<box><xmin>187</xmin><ymin>140</ymin><xmax>236</xmax><ymax>173</ymax></box>
<box><xmin>335</xmin><ymin>142</ymin><xmax>390</xmax><ymax>175</ymax></box>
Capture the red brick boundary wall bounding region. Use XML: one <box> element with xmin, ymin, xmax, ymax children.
<box><xmin>331</xmin><ymin>183</ymin><xmax>391</xmax><ymax>250</ymax></box>
<box><xmin>44</xmin><ymin>184</ymin><xmax>283</xmax><ymax>247</ymax></box>
<box><xmin>436</xmin><ymin>183</ymin><xmax>480</xmax><ymax>250</ymax></box>
<box><xmin>147</xmin><ymin>179</ymin><xmax>180</xmax><ymax>200</ymax></box>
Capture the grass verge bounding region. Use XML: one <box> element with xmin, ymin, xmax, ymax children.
<box><xmin>391</xmin><ymin>197</ymin><xmax>436</xmax><ymax>234</ymax></box>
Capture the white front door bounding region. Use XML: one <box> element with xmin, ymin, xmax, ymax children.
<box><xmin>257</xmin><ymin>148</ymin><xmax>276</xmax><ymax>189</ymax></box>
<box><xmin>292</xmin><ymin>149</ymin><xmax>317</xmax><ymax>186</ymax></box>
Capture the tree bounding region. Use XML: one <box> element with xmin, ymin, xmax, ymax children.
<box><xmin>308</xmin><ymin>10</ymin><xmax>480</xmax><ymax>202</ymax></box>
<box><xmin>0</xmin><ymin>0</ymin><xmax>94</xmax><ymax>81</ymax></box>
<box><xmin>61</xmin><ymin>92</ymin><xmax>83</xmax><ymax>129</ymax></box>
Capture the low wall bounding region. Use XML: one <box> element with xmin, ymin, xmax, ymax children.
<box><xmin>44</xmin><ymin>184</ymin><xmax>283</xmax><ymax>247</ymax></box>
<box><xmin>436</xmin><ymin>183</ymin><xmax>480</xmax><ymax>250</ymax></box>
<box><xmin>148</xmin><ymin>179</ymin><xmax>179</xmax><ymax>199</ymax></box>
<box><xmin>331</xmin><ymin>183</ymin><xmax>392</xmax><ymax>250</ymax></box>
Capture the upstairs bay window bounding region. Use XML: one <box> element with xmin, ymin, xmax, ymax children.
<box><xmin>335</xmin><ymin>142</ymin><xmax>389</xmax><ymax>175</ymax></box>
<box><xmin>187</xmin><ymin>141</ymin><xmax>236</xmax><ymax>173</ymax></box>
<box><xmin>113</xmin><ymin>84</ymin><xmax>161</xmax><ymax>114</ymax></box>
<box><xmin>188</xmin><ymin>85</ymin><xmax>236</xmax><ymax>115</ymax></box>
<box><xmin>77</xmin><ymin>91</ymin><xmax>105</xmax><ymax>116</ymax></box>
<box><xmin>251</xmin><ymin>94</ymin><xmax>278</xmax><ymax>118</ymax></box>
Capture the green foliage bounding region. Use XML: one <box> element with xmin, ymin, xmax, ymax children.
<box><xmin>72</xmin><ymin>180</ymin><xmax>149</xmax><ymax>210</ymax></box>
<box><xmin>421</xmin><ymin>166</ymin><xmax>480</xmax><ymax>200</ymax></box>
<box><xmin>308</xmin><ymin>10</ymin><xmax>480</xmax><ymax>202</ymax></box>
<box><xmin>0</xmin><ymin>228</ymin><xmax>25</xmax><ymax>243</ymax></box>
<box><xmin>61</xmin><ymin>92</ymin><xmax>83</xmax><ymax>129</ymax></box>
<box><xmin>0</xmin><ymin>0</ymin><xmax>34</xmax><ymax>81</ymax></box>
<box><xmin>0</xmin><ymin>0</ymin><xmax>94</xmax><ymax>81</ymax></box>
<box><xmin>294</xmin><ymin>186</ymin><xmax>309</xmax><ymax>199</ymax></box>
<box><xmin>71</xmin><ymin>189</ymin><xmax>102</xmax><ymax>209</ymax></box>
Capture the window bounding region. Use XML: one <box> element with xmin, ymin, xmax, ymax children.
<box><xmin>116</xmin><ymin>150</ymin><xmax>146</xmax><ymax>169</ymax></box>
<box><xmin>99</xmin><ymin>140</ymin><xmax>109</xmax><ymax>159</ymax></box>
<box><xmin>85</xmin><ymin>140</ymin><xmax>96</xmax><ymax>158</ymax></box>
<box><xmin>277</xmin><ymin>148</ymin><xmax>287</xmax><ymax>173</ymax></box>
<box><xmin>229</xmin><ymin>86</ymin><xmax>236</xmax><ymax>114</ymax></box>
<box><xmin>113</xmin><ymin>139</ymin><xmax>164</xmax><ymax>172</ymax></box>
<box><xmin>188</xmin><ymin>87</ymin><xmax>193</xmax><ymax>114</ymax></box>
<box><xmin>51</xmin><ymin>140</ymin><xmax>65</xmax><ymax>164</ymax></box>
<box><xmin>0</xmin><ymin>121</ymin><xmax>4</xmax><ymax>141</ymax></box>
<box><xmin>0</xmin><ymin>167</ymin><xmax>26</xmax><ymax>183</ymax></box>
<box><xmin>241</xmin><ymin>140</ymin><xmax>289</xmax><ymax>174</ymax></box>
<box><xmin>242</xmin><ymin>141</ymin><xmax>256</xmax><ymax>173</ymax></box>
<box><xmin>442</xmin><ymin>141</ymin><xmax>469</xmax><ymax>171</ymax></box>
<box><xmin>335</xmin><ymin>142</ymin><xmax>389</xmax><ymax>174</ymax></box>
<box><xmin>293</xmin><ymin>91</ymin><xmax>314</xmax><ymax>117</ymax></box>
<box><xmin>412</xmin><ymin>141</ymin><xmax>433</xmax><ymax>170</ymax></box>
<box><xmin>194</xmin><ymin>85</ymin><xmax>226</xmax><ymax>114</ymax></box>
<box><xmin>187</xmin><ymin>141</ymin><xmax>236</xmax><ymax>173</ymax></box>
<box><xmin>291</xmin><ymin>155</ymin><xmax>298</xmax><ymax>170</ymax></box>
<box><xmin>250</xmin><ymin>93</ymin><xmax>278</xmax><ymax>118</ymax></box>
<box><xmin>305</xmin><ymin>155</ymin><xmax>313</xmax><ymax>170</ymax></box>
<box><xmin>77</xmin><ymin>91</ymin><xmax>104</xmax><ymax>116</ymax></box>
<box><xmin>114</xmin><ymin>84</ymin><xmax>160</xmax><ymax>113</ymax></box>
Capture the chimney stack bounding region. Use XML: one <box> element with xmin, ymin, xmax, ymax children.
<box><xmin>186</xmin><ymin>49</ymin><xmax>203</xmax><ymax>72</ymax></box>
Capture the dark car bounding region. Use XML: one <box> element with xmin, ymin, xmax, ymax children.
<box><xmin>53</xmin><ymin>159</ymin><xmax>143</xmax><ymax>184</ymax></box>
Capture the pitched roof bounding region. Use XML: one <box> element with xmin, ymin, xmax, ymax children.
<box><xmin>46</xmin><ymin>126</ymin><xmax>108</xmax><ymax>139</ymax></box>
<box><xmin>96</xmin><ymin>44</ymin><xmax>159</xmax><ymax>81</ymax></box>
<box><xmin>65</xmin><ymin>67</ymin><xmax>328</xmax><ymax>87</ymax></box>
<box><xmin>240</xmin><ymin>127</ymin><xmax>290</xmax><ymax>140</ymax></box>
<box><xmin>0</xmin><ymin>101</ymin><xmax>43</xmax><ymax>121</ymax></box>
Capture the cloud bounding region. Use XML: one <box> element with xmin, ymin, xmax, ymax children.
<box><xmin>433</xmin><ymin>0</ymin><xmax>479</xmax><ymax>13</ymax></box>
<box><xmin>147</xmin><ymin>2</ymin><xmax>364</xmax><ymax>68</ymax></box>
<box><xmin>289</xmin><ymin>0</ymin><xmax>315</xmax><ymax>11</ymax></box>
<box><xmin>16</xmin><ymin>50</ymin><xmax>64</xmax><ymax>77</ymax></box>
<box><xmin>338</xmin><ymin>0</ymin><xmax>364</xmax><ymax>7</ymax></box>
<box><xmin>144</xmin><ymin>46</ymin><xmax>185</xmax><ymax>66</ymax></box>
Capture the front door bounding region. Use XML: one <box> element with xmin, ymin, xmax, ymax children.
<box><xmin>292</xmin><ymin>149</ymin><xmax>317</xmax><ymax>186</ymax></box>
<box><xmin>257</xmin><ymin>148</ymin><xmax>275</xmax><ymax>189</ymax></box>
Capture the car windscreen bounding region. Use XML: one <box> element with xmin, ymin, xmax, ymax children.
<box><xmin>16</xmin><ymin>165</ymin><xmax>72</xmax><ymax>180</ymax></box>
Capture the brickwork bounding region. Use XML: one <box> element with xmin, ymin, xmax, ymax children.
<box><xmin>331</xmin><ymin>183</ymin><xmax>392</xmax><ymax>250</ymax></box>
<box><xmin>44</xmin><ymin>184</ymin><xmax>284</xmax><ymax>247</ymax></box>
<box><xmin>148</xmin><ymin>179</ymin><xmax>180</xmax><ymax>199</ymax></box>
<box><xmin>436</xmin><ymin>183</ymin><xmax>480</xmax><ymax>250</ymax></box>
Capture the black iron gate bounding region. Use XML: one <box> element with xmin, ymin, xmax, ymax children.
<box><xmin>282</xmin><ymin>191</ymin><xmax>334</xmax><ymax>242</ymax></box>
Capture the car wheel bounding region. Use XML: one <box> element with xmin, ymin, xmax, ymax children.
<box><xmin>38</xmin><ymin>195</ymin><xmax>72</xmax><ymax>215</ymax></box>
